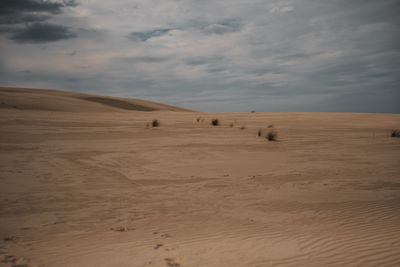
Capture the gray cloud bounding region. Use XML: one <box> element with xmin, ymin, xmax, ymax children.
<box><xmin>204</xmin><ymin>23</ymin><xmax>238</xmax><ymax>35</ymax></box>
<box><xmin>1</xmin><ymin>0</ymin><xmax>399</xmax><ymax>112</ymax></box>
<box><xmin>112</xmin><ymin>56</ymin><xmax>170</xmax><ymax>66</ymax></box>
<box><xmin>203</xmin><ymin>18</ymin><xmax>242</xmax><ymax>35</ymax></box>
<box><xmin>10</xmin><ymin>22</ymin><xmax>77</xmax><ymax>43</ymax></box>
<box><xmin>183</xmin><ymin>56</ymin><xmax>225</xmax><ymax>66</ymax></box>
<box><xmin>127</xmin><ymin>28</ymin><xmax>172</xmax><ymax>42</ymax></box>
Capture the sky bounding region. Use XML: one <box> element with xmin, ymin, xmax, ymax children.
<box><xmin>0</xmin><ymin>0</ymin><xmax>399</xmax><ymax>112</ymax></box>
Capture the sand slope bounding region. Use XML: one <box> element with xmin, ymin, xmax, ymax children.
<box><xmin>0</xmin><ymin>87</ymin><xmax>190</xmax><ymax>112</ymax></box>
<box><xmin>0</xmin><ymin>89</ymin><xmax>400</xmax><ymax>267</ymax></box>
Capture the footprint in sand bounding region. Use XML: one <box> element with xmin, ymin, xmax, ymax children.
<box><xmin>152</xmin><ymin>231</ymin><xmax>171</xmax><ymax>238</ymax></box>
<box><xmin>160</xmin><ymin>233</ymin><xmax>171</xmax><ymax>238</ymax></box>
<box><xmin>3</xmin><ymin>236</ymin><xmax>18</xmax><ymax>242</ymax></box>
<box><xmin>153</xmin><ymin>243</ymin><xmax>163</xmax><ymax>250</ymax></box>
<box><xmin>164</xmin><ymin>258</ymin><xmax>180</xmax><ymax>267</ymax></box>
<box><xmin>2</xmin><ymin>255</ymin><xmax>29</xmax><ymax>266</ymax></box>
<box><xmin>110</xmin><ymin>226</ymin><xmax>135</xmax><ymax>232</ymax></box>
<box><xmin>2</xmin><ymin>255</ymin><xmax>16</xmax><ymax>263</ymax></box>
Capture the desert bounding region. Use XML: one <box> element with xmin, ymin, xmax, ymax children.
<box><xmin>0</xmin><ymin>87</ymin><xmax>399</xmax><ymax>267</ymax></box>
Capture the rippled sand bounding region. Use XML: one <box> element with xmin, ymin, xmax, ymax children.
<box><xmin>1</xmin><ymin>88</ymin><xmax>399</xmax><ymax>267</ymax></box>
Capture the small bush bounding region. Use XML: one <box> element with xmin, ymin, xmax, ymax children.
<box><xmin>151</xmin><ymin>119</ymin><xmax>160</xmax><ymax>127</ymax></box>
<box><xmin>391</xmin><ymin>129</ymin><xmax>400</xmax><ymax>137</ymax></box>
<box><xmin>251</xmin><ymin>110</ymin><xmax>256</xmax><ymax>113</ymax></box>
<box><xmin>229</xmin><ymin>122</ymin><xmax>234</xmax><ymax>128</ymax></box>
<box><xmin>196</xmin><ymin>117</ymin><xmax>202</xmax><ymax>123</ymax></box>
<box><xmin>211</xmin><ymin>118</ymin><xmax>220</xmax><ymax>126</ymax></box>
<box><xmin>239</xmin><ymin>125</ymin><xmax>246</xmax><ymax>130</ymax></box>
<box><xmin>258</xmin><ymin>128</ymin><xmax>262</xmax><ymax>137</ymax></box>
<box><xmin>268</xmin><ymin>124</ymin><xmax>274</xmax><ymax>128</ymax></box>
<box><xmin>266</xmin><ymin>130</ymin><xmax>278</xmax><ymax>141</ymax></box>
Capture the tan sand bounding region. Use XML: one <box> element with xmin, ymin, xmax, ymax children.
<box><xmin>0</xmin><ymin>87</ymin><xmax>399</xmax><ymax>267</ymax></box>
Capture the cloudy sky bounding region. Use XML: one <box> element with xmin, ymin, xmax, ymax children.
<box><xmin>0</xmin><ymin>0</ymin><xmax>399</xmax><ymax>112</ymax></box>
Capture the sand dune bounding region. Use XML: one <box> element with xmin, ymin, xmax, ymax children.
<box><xmin>0</xmin><ymin>88</ymin><xmax>400</xmax><ymax>267</ymax></box>
<box><xmin>0</xmin><ymin>87</ymin><xmax>190</xmax><ymax>112</ymax></box>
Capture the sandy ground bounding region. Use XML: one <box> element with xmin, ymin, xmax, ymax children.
<box><xmin>1</xmin><ymin>90</ymin><xmax>400</xmax><ymax>267</ymax></box>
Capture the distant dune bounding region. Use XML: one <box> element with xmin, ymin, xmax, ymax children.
<box><xmin>0</xmin><ymin>86</ymin><xmax>191</xmax><ymax>112</ymax></box>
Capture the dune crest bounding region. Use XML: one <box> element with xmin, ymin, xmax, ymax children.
<box><xmin>0</xmin><ymin>86</ymin><xmax>191</xmax><ymax>112</ymax></box>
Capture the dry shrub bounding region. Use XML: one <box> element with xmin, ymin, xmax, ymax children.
<box><xmin>391</xmin><ymin>129</ymin><xmax>400</xmax><ymax>137</ymax></box>
<box><xmin>211</xmin><ymin>118</ymin><xmax>220</xmax><ymax>126</ymax></box>
<box><xmin>151</xmin><ymin>119</ymin><xmax>160</xmax><ymax>127</ymax></box>
<box><xmin>266</xmin><ymin>130</ymin><xmax>278</xmax><ymax>141</ymax></box>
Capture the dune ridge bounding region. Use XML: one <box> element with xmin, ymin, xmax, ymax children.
<box><xmin>0</xmin><ymin>86</ymin><xmax>191</xmax><ymax>112</ymax></box>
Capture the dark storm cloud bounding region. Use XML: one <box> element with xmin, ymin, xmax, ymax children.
<box><xmin>0</xmin><ymin>0</ymin><xmax>79</xmax><ymax>42</ymax></box>
<box><xmin>127</xmin><ymin>29</ymin><xmax>171</xmax><ymax>42</ymax></box>
<box><xmin>0</xmin><ymin>0</ymin><xmax>64</xmax><ymax>15</ymax></box>
<box><xmin>10</xmin><ymin>22</ymin><xmax>77</xmax><ymax>43</ymax></box>
<box><xmin>0</xmin><ymin>0</ymin><xmax>77</xmax><ymax>23</ymax></box>
<box><xmin>0</xmin><ymin>13</ymin><xmax>50</xmax><ymax>24</ymax></box>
